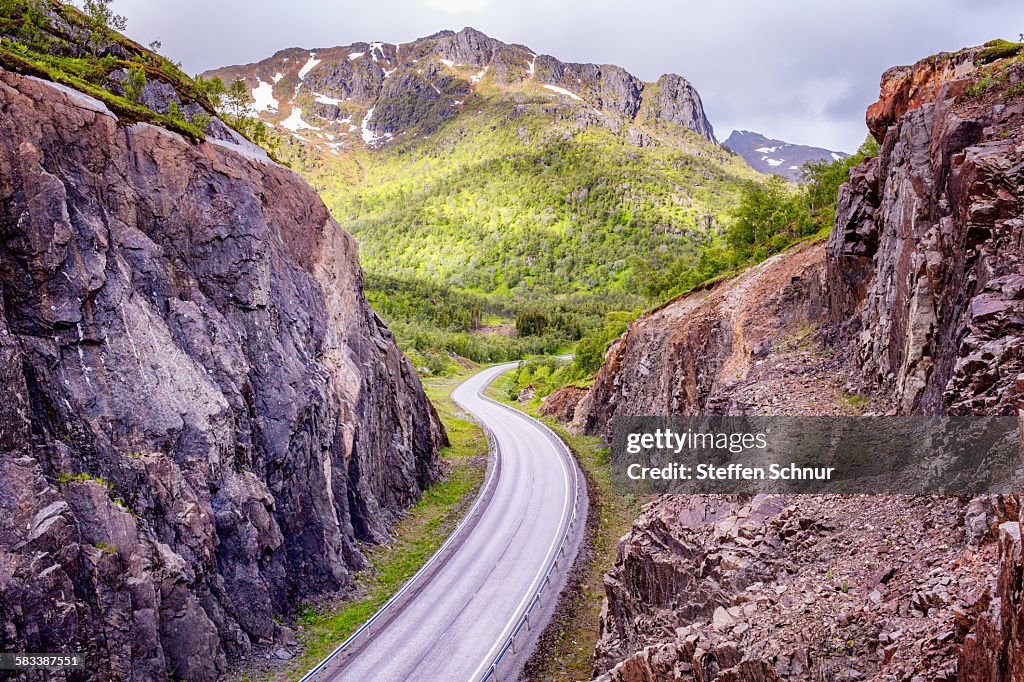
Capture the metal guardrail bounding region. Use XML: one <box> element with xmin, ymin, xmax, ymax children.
<box><xmin>476</xmin><ymin>398</ymin><xmax>583</xmax><ymax>682</ymax></box>
<box><xmin>298</xmin><ymin>422</ymin><xmax>503</xmax><ymax>682</ymax></box>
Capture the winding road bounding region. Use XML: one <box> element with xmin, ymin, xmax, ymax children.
<box><xmin>304</xmin><ymin>363</ymin><xmax>583</xmax><ymax>682</ymax></box>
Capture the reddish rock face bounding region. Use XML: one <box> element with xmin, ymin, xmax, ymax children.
<box><xmin>829</xmin><ymin>47</ymin><xmax>1024</xmax><ymax>415</ymax></box>
<box><xmin>538</xmin><ymin>385</ymin><xmax>589</xmax><ymax>422</ymax></box>
<box><xmin>865</xmin><ymin>49</ymin><xmax>978</xmax><ymax>142</ymax></box>
<box><xmin>960</xmin><ymin>517</ymin><xmax>1024</xmax><ymax>681</ymax></box>
<box><xmin>573</xmin><ymin>240</ymin><xmax>831</xmax><ymax>436</ymax></box>
<box><xmin>0</xmin><ymin>68</ymin><xmax>444</xmax><ymax>681</ymax></box>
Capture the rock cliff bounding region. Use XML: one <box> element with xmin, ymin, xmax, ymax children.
<box><xmin>0</xmin><ymin>63</ymin><xmax>444</xmax><ymax>682</ymax></box>
<box><xmin>573</xmin><ymin>41</ymin><xmax>1024</xmax><ymax>680</ymax></box>
<box><xmin>829</xmin><ymin>43</ymin><xmax>1024</xmax><ymax>416</ymax></box>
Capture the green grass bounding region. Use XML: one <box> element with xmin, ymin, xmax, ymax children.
<box><xmin>485</xmin><ymin>371</ymin><xmax>643</xmax><ymax>681</ymax></box>
<box><xmin>57</xmin><ymin>471</ymin><xmax>113</xmax><ymax>490</ymax></box>
<box><xmin>235</xmin><ymin>366</ymin><xmax>490</xmax><ymax>682</ymax></box>
<box><xmin>978</xmin><ymin>39</ymin><xmax>1024</xmax><ymax>65</ymax></box>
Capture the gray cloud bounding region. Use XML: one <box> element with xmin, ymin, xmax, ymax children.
<box><xmin>111</xmin><ymin>0</ymin><xmax>1024</xmax><ymax>152</ymax></box>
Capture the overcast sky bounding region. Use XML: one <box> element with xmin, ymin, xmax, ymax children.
<box><xmin>112</xmin><ymin>0</ymin><xmax>1023</xmax><ymax>152</ymax></box>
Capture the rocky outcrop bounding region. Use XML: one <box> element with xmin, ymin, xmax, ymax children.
<box><xmin>639</xmin><ymin>74</ymin><xmax>716</xmax><ymax>142</ymax></box>
<box><xmin>0</xmin><ymin>66</ymin><xmax>444</xmax><ymax>682</ymax></box>
<box><xmin>204</xmin><ymin>27</ymin><xmax>718</xmax><ymax>147</ymax></box>
<box><xmin>574</xmin><ymin>241</ymin><xmax>830</xmax><ymax>437</ymax></box>
<box><xmin>828</xmin><ymin>45</ymin><xmax>1024</xmax><ymax>416</ymax></box>
<box><xmin>539</xmin><ymin>385</ymin><xmax>589</xmax><ymax>422</ymax></box>
<box><xmin>595</xmin><ymin>494</ymin><xmax>991</xmax><ymax>681</ymax></box>
<box><xmin>960</xmin><ymin>513</ymin><xmax>1024</xmax><ymax>681</ymax></box>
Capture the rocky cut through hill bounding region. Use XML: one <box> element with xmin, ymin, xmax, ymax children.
<box><xmin>559</xmin><ymin>39</ymin><xmax>1024</xmax><ymax>681</ymax></box>
<box><xmin>0</xmin><ymin>5</ymin><xmax>446</xmax><ymax>681</ymax></box>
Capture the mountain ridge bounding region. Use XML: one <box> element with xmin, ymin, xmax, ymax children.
<box><xmin>203</xmin><ymin>26</ymin><xmax>716</xmax><ymax>149</ymax></box>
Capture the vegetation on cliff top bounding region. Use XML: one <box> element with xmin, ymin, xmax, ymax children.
<box><xmin>0</xmin><ymin>0</ymin><xmax>275</xmax><ymax>147</ymax></box>
<box><xmin>0</xmin><ymin>0</ymin><xmax>218</xmax><ymax>137</ymax></box>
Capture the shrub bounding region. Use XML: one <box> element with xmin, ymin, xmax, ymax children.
<box><xmin>123</xmin><ymin>64</ymin><xmax>146</xmax><ymax>103</ymax></box>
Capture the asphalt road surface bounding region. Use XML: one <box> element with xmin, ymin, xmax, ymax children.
<box><xmin>319</xmin><ymin>363</ymin><xmax>579</xmax><ymax>682</ymax></box>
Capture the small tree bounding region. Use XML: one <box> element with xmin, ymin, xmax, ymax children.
<box><xmin>123</xmin><ymin>64</ymin><xmax>146</xmax><ymax>104</ymax></box>
<box><xmin>82</xmin><ymin>0</ymin><xmax>126</xmax><ymax>55</ymax></box>
<box><xmin>193</xmin><ymin>75</ymin><xmax>227</xmax><ymax>109</ymax></box>
<box><xmin>83</xmin><ymin>0</ymin><xmax>126</xmax><ymax>30</ymax></box>
<box><xmin>225</xmin><ymin>78</ymin><xmax>250</xmax><ymax>117</ymax></box>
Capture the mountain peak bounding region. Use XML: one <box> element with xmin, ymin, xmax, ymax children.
<box><xmin>723</xmin><ymin>130</ymin><xmax>847</xmax><ymax>182</ymax></box>
<box><xmin>203</xmin><ymin>28</ymin><xmax>715</xmax><ymax>149</ymax></box>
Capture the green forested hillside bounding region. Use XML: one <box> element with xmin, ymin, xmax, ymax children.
<box><xmin>274</xmin><ymin>91</ymin><xmax>759</xmax><ymax>366</ymax></box>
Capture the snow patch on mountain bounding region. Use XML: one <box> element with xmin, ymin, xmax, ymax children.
<box><xmin>361</xmin><ymin>107</ymin><xmax>394</xmax><ymax>144</ymax></box>
<box><xmin>299</xmin><ymin>53</ymin><xmax>321</xmax><ymax>80</ymax></box>
<box><xmin>250</xmin><ymin>80</ymin><xmax>278</xmax><ymax>112</ymax></box>
<box><xmin>542</xmin><ymin>84</ymin><xmax>583</xmax><ymax>101</ymax></box>
<box><xmin>282</xmin><ymin>107</ymin><xmax>317</xmax><ymax>132</ymax></box>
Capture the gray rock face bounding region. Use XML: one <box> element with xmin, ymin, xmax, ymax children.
<box><xmin>0</xmin><ymin>67</ymin><xmax>444</xmax><ymax>681</ymax></box>
<box><xmin>640</xmin><ymin>74</ymin><xmax>716</xmax><ymax>141</ymax></box>
<box><xmin>372</xmin><ymin>67</ymin><xmax>464</xmax><ymax>135</ymax></box>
